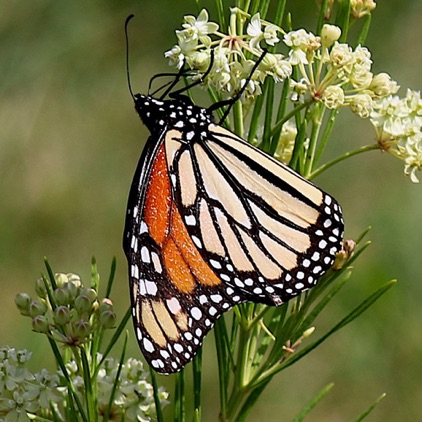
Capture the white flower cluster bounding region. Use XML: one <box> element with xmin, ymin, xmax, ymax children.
<box><xmin>371</xmin><ymin>89</ymin><xmax>422</xmax><ymax>182</ymax></box>
<box><xmin>0</xmin><ymin>347</ymin><xmax>169</xmax><ymax>421</ymax></box>
<box><xmin>282</xmin><ymin>24</ymin><xmax>399</xmax><ymax>115</ymax></box>
<box><xmin>164</xmin><ymin>9</ymin><xmax>393</xmax><ymax>109</ymax></box>
<box><xmin>0</xmin><ymin>347</ymin><xmax>62</xmax><ymax>422</ymax></box>
<box><xmin>164</xmin><ymin>7</ymin><xmax>420</xmax><ymax>182</ymax></box>
<box><xmin>164</xmin><ymin>9</ymin><xmax>292</xmax><ymax>101</ymax></box>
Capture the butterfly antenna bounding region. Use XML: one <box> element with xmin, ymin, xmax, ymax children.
<box><xmin>125</xmin><ymin>14</ymin><xmax>135</xmax><ymax>100</ymax></box>
<box><xmin>169</xmin><ymin>49</ymin><xmax>215</xmax><ymax>98</ymax></box>
<box><xmin>209</xmin><ymin>49</ymin><xmax>268</xmax><ymax>123</ymax></box>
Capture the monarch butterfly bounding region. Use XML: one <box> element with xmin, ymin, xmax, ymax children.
<box><xmin>123</xmin><ymin>49</ymin><xmax>344</xmax><ymax>375</ymax></box>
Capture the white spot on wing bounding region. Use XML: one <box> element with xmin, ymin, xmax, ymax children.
<box><xmin>191</xmin><ymin>307</ymin><xmax>202</xmax><ymax>320</ymax></box>
<box><xmin>143</xmin><ymin>338</ymin><xmax>154</xmax><ymax>353</ymax></box>
<box><xmin>145</xmin><ymin>280</ymin><xmax>158</xmax><ymax>296</ymax></box>
<box><xmin>167</xmin><ymin>297</ymin><xmax>181</xmax><ymax>314</ymax></box>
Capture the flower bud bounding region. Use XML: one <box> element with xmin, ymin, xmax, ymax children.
<box><xmin>187</xmin><ymin>51</ymin><xmax>210</xmax><ymax>72</ymax></box>
<box><xmin>34</xmin><ymin>278</ymin><xmax>47</xmax><ymax>299</ymax></box>
<box><xmin>66</xmin><ymin>273</ymin><xmax>82</xmax><ymax>289</ymax></box>
<box><xmin>321</xmin><ymin>85</ymin><xmax>345</xmax><ymax>109</ymax></box>
<box><xmin>73</xmin><ymin>319</ymin><xmax>91</xmax><ymax>338</ymax></box>
<box><xmin>32</xmin><ymin>315</ymin><xmax>49</xmax><ymax>333</ymax></box>
<box><xmin>55</xmin><ymin>273</ymin><xmax>68</xmax><ymax>288</ymax></box>
<box><xmin>351</xmin><ymin>0</ymin><xmax>376</xmax><ymax>19</ymax></box>
<box><xmin>99</xmin><ymin>298</ymin><xmax>114</xmax><ymax>314</ymax></box>
<box><xmin>302</xmin><ymin>326</ymin><xmax>315</xmax><ymax>338</ymax></box>
<box><xmin>29</xmin><ymin>300</ymin><xmax>47</xmax><ymax>318</ymax></box>
<box><xmin>74</xmin><ymin>295</ymin><xmax>92</xmax><ymax>315</ymax></box>
<box><xmin>79</xmin><ymin>288</ymin><xmax>97</xmax><ymax>304</ymax></box>
<box><xmin>350</xmin><ymin>94</ymin><xmax>373</xmax><ymax>118</ymax></box>
<box><xmin>100</xmin><ymin>310</ymin><xmax>116</xmax><ymax>329</ymax></box>
<box><xmin>63</xmin><ymin>281</ymin><xmax>79</xmax><ymax>302</ymax></box>
<box><xmin>54</xmin><ymin>287</ymin><xmax>70</xmax><ymax>306</ymax></box>
<box><xmin>15</xmin><ymin>293</ymin><xmax>31</xmax><ymax>316</ymax></box>
<box><xmin>370</xmin><ymin>73</ymin><xmax>399</xmax><ymax>97</ymax></box>
<box><xmin>54</xmin><ymin>306</ymin><xmax>71</xmax><ymax>326</ymax></box>
<box><xmin>332</xmin><ymin>239</ymin><xmax>356</xmax><ymax>270</ymax></box>
<box><xmin>321</xmin><ymin>24</ymin><xmax>341</xmax><ymax>48</ymax></box>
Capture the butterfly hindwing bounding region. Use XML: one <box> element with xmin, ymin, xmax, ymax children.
<box><xmin>169</xmin><ymin>121</ymin><xmax>344</xmax><ymax>306</ymax></box>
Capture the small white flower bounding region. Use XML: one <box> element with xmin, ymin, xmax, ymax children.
<box><xmin>351</xmin><ymin>0</ymin><xmax>377</xmax><ymax>19</ymax></box>
<box><xmin>284</xmin><ymin>29</ymin><xmax>321</xmax><ymax>65</ymax></box>
<box><xmin>262</xmin><ymin>53</ymin><xmax>292</xmax><ymax>83</ymax></box>
<box><xmin>247</xmin><ymin>13</ymin><xmax>263</xmax><ymax>50</ymax></box>
<box><xmin>349</xmin><ymin>93</ymin><xmax>373</xmax><ymax>118</ymax></box>
<box><xmin>321</xmin><ymin>24</ymin><xmax>341</xmax><ymax>48</ymax></box>
<box><xmin>164</xmin><ymin>45</ymin><xmax>184</xmax><ymax>69</ymax></box>
<box><xmin>275</xmin><ymin>121</ymin><xmax>297</xmax><ymax>163</ymax></box>
<box><xmin>329</xmin><ymin>42</ymin><xmax>354</xmax><ymax>73</ymax></box>
<box><xmin>353</xmin><ymin>45</ymin><xmax>372</xmax><ymax>73</ymax></box>
<box><xmin>321</xmin><ymin>85</ymin><xmax>345</xmax><ymax>109</ymax></box>
<box><xmin>182</xmin><ymin>9</ymin><xmax>219</xmax><ymax>46</ymax></box>
<box><xmin>290</xmin><ymin>78</ymin><xmax>310</xmax><ymax>102</ymax></box>
<box><xmin>263</xmin><ymin>24</ymin><xmax>280</xmax><ymax>46</ymax></box>
<box><xmin>370</xmin><ymin>72</ymin><xmax>399</xmax><ymax>97</ymax></box>
<box><xmin>186</xmin><ymin>49</ymin><xmax>211</xmax><ymax>72</ymax></box>
<box><xmin>175</xmin><ymin>29</ymin><xmax>199</xmax><ymax>53</ymax></box>
<box><xmin>350</xmin><ymin>69</ymin><xmax>373</xmax><ymax>89</ymax></box>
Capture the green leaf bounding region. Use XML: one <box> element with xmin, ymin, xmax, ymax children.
<box><xmin>283</xmin><ymin>280</ymin><xmax>396</xmax><ymax>370</ymax></box>
<box><xmin>80</xmin><ymin>347</ymin><xmax>95</xmax><ymax>421</ymax></box>
<box><xmin>105</xmin><ymin>257</ymin><xmax>117</xmax><ymax>298</ymax></box>
<box><xmin>193</xmin><ymin>347</ymin><xmax>203</xmax><ymax>421</ymax></box>
<box><xmin>292</xmin><ymin>383</ymin><xmax>334</xmax><ymax>422</ymax></box>
<box><xmin>103</xmin><ymin>333</ymin><xmax>127</xmax><ymax>422</ymax></box>
<box><xmin>174</xmin><ymin>370</ymin><xmax>186</xmax><ymax>422</ymax></box>
<box><xmin>150</xmin><ymin>366</ymin><xmax>165</xmax><ymax>422</ymax></box>
<box><xmin>356</xmin><ymin>13</ymin><xmax>372</xmax><ymax>46</ymax></box>
<box><xmin>250</xmin><ymin>280</ymin><xmax>396</xmax><ymax>388</ymax></box>
<box><xmin>353</xmin><ymin>393</ymin><xmax>386</xmax><ymax>422</ymax></box>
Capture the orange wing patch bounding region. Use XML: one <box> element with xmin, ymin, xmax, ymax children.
<box><xmin>144</xmin><ymin>145</ymin><xmax>171</xmax><ymax>246</ymax></box>
<box><xmin>170</xmin><ymin>203</ymin><xmax>222</xmax><ymax>288</ymax></box>
<box><xmin>145</xmin><ymin>143</ymin><xmax>222</xmax><ymax>294</ymax></box>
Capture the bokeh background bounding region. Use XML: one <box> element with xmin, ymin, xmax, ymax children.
<box><xmin>1</xmin><ymin>1</ymin><xmax>421</xmax><ymax>420</ymax></box>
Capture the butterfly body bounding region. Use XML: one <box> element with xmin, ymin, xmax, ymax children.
<box><xmin>124</xmin><ymin>93</ymin><xmax>344</xmax><ymax>374</ymax></box>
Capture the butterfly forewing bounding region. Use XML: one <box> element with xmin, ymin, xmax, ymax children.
<box><xmin>124</xmin><ymin>94</ymin><xmax>344</xmax><ymax>374</ymax></box>
<box><xmin>124</xmin><ymin>116</ymin><xmax>248</xmax><ymax>374</ymax></box>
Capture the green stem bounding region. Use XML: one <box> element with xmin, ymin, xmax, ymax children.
<box><xmin>261</xmin><ymin>79</ymin><xmax>275</xmax><ymax>153</ymax></box>
<box><xmin>309</xmin><ymin>143</ymin><xmax>380</xmax><ymax>179</ymax></box>
<box><xmin>316</xmin><ymin>0</ymin><xmax>330</xmax><ymax>34</ymax></box>
<box><xmin>174</xmin><ymin>371</ymin><xmax>186</xmax><ymax>422</ymax></box>
<box><xmin>313</xmin><ymin>108</ymin><xmax>339</xmax><ymax>167</ymax></box>
<box><xmin>357</xmin><ymin>14</ymin><xmax>372</xmax><ymax>45</ymax></box>
<box><xmin>273</xmin><ymin>0</ymin><xmax>287</xmax><ymax>27</ymax></box>
<box><xmin>304</xmin><ymin>103</ymin><xmax>325</xmax><ymax>178</ymax></box>
<box><xmin>270</xmin><ymin>100</ymin><xmax>310</xmax><ymax>138</ymax></box>
<box><xmin>215</xmin><ymin>317</ymin><xmax>229</xmax><ymax>421</ymax></box>
<box><xmin>193</xmin><ymin>348</ymin><xmax>202</xmax><ymax>422</ymax></box>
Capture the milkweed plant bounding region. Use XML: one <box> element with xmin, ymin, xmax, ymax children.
<box><xmin>2</xmin><ymin>0</ymin><xmax>420</xmax><ymax>421</ymax></box>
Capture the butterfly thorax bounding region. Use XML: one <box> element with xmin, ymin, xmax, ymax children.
<box><xmin>134</xmin><ymin>94</ymin><xmax>213</xmax><ymax>138</ymax></box>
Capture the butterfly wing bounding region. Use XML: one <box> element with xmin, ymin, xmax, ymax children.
<box><xmin>169</xmin><ymin>123</ymin><xmax>344</xmax><ymax>306</ymax></box>
<box><xmin>125</xmin><ymin>95</ymin><xmax>344</xmax><ymax>374</ymax></box>
<box><xmin>124</xmin><ymin>128</ymin><xmax>247</xmax><ymax>374</ymax></box>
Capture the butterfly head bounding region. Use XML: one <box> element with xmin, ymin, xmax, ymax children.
<box><xmin>134</xmin><ymin>94</ymin><xmax>213</xmax><ymax>135</ymax></box>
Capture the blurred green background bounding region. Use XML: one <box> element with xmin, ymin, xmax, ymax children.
<box><xmin>1</xmin><ymin>1</ymin><xmax>421</xmax><ymax>420</ymax></box>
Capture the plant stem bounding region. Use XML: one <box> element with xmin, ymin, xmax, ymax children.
<box><xmin>309</xmin><ymin>143</ymin><xmax>380</xmax><ymax>179</ymax></box>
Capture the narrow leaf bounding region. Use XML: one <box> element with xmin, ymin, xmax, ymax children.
<box><xmin>292</xmin><ymin>383</ymin><xmax>334</xmax><ymax>422</ymax></box>
<box><xmin>353</xmin><ymin>393</ymin><xmax>386</xmax><ymax>422</ymax></box>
